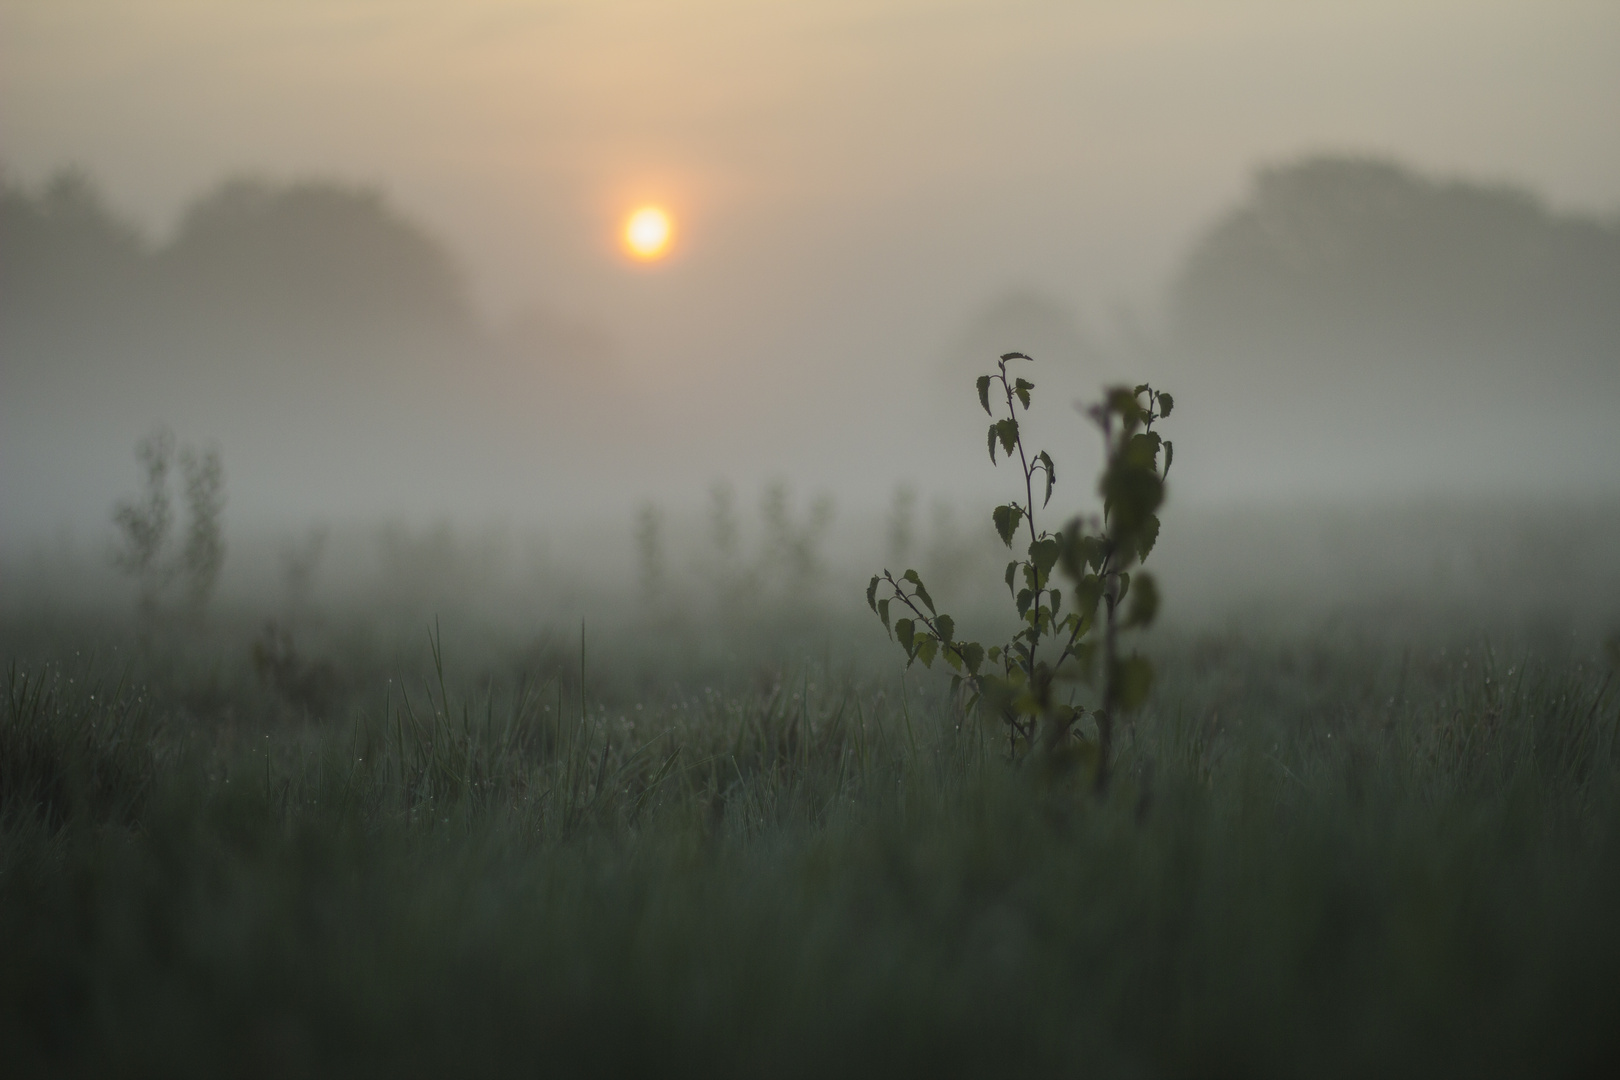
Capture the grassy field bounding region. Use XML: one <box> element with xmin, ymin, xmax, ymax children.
<box><xmin>3</xmin><ymin>604</ymin><xmax>1618</xmax><ymax>1077</ymax></box>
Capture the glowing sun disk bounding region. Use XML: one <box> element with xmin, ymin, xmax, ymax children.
<box><xmin>624</xmin><ymin>206</ymin><xmax>673</xmax><ymax>260</ymax></box>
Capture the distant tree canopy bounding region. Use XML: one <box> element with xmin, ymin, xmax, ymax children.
<box><xmin>0</xmin><ymin>171</ymin><xmax>475</xmax><ymax>383</ymax></box>
<box><xmin>163</xmin><ymin>178</ymin><xmax>471</xmax><ymax>336</ymax></box>
<box><xmin>0</xmin><ymin>171</ymin><xmax>148</xmax><ymax>338</ymax></box>
<box><xmin>1169</xmin><ymin>156</ymin><xmax>1620</xmax><ymax>389</ymax></box>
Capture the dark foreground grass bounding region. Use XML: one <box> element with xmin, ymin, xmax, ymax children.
<box><xmin>3</xmin><ymin>620</ymin><xmax>1618</xmax><ymax>1078</ymax></box>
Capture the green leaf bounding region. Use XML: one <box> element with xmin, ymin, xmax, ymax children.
<box><xmin>976</xmin><ymin>374</ymin><xmax>993</xmax><ymax>416</ymax></box>
<box><xmin>1038</xmin><ymin>450</ymin><xmax>1055</xmax><ymax>506</ymax></box>
<box><xmin>935</xmin><ymin>613</ymin><xmax>955</xmax><ymax>643</ymax></box>
<box><xmin>866</xmin><ymin>575</ymin><xmax>879</xmax><ymax>612</ymax></box>
<box><xmin>1074</xmin><ymin>573</ymin><xmax>1103</xmax><ymax>617</ymax></box>
<box><xmin>1057</xmin><ymin>524</ymin><xmax>1083</xmax><ymax>580</ymax></box>
<box><xmin>1157</xmin><ymin>391</ymin><xmax>1174</xmax><ymax>418</ymax></box>
<box><xmin>1049</xmin><ymin>588</ymin><xmax>1062</xmax><ymax>617</ymax></box>
<box><xmin>1016</xmin><ymin>588</ymin><xmax>1035</xmax><ymax>617</ymax></box>
<box><xmin>1062</xmin><ymin>531</ymin><xmax>1101</xmax><ymax>582</ymax></box>
<box><xmin>1127</xmin><ymin>431</ymin><xmax>1162</xmax><ymax>470</ymax></box>
<box><xmin>987</xmin><ymin>424</ymin><xmax>1000</xmax><ymax>464</ymax></box>
<box><xmin>1029</xmin><ymin>536</ymin><xmax>1060</xmax><ymax>578</ymax></box>
<box><xmin>960</xmin><ymin>641</ymin><xmax>985</xmax><ymax>675</ymax></box>
<box><xmin>895</xmin><ymin>618</ymin><xmax>915</xmax><ymax>655</ymax></box>
<box><xmin>1005</xmin><ymin>560</ymin><xmax>1019</xmax><ymax>596</ymax></box>
<box><xmin>914</xmin><ymin>580</ymin><xmax>936</xmax><ymax>613</ymax></box>
<box><xmin>995</xmin><ymin>418</ymin><xmax>1019</xmax><ymax>457</ymax></box>
<box><xmin>1163</xmin><ymin>440</ymin><xmax>1173</xmax><ymax>480</ymax></box>
<box><xmin>1116</xmin><ymin>571</ymin><xmax>1130</xmax><ymax>606</ymax></box>
<box><xmin>877</xmin><ymin>597</ymin><xmax>891</xmax><ymax>635</ymax></box>
<box><xmin>1101</xmin><ymin>457</ymin><xmax>1164</xmax><ymax>535</ymax></box>
<box><xmin>915</xmin><ymin>634</ymin><xmax>939</xmax><ymax>669</ymax></box>
<box><xmin>1136</xmin><ymin>514</ymin><xmax>1160</xmax><ymax>564</ymax></box>
<box><xmin>902</xmin><ymin>569</ymin><xmax>921</xmax><ymax>585</ymax></box>
<box><xmin>993</xmin><ymin>504</ymin><xmax>1024</xmax><ymax>547</ymax></box>
<box><xmin>1083</xmin><ymin>535</ymin><xmax>1105</xmax><ymax>571</ymax></box>
<box><xmin>1013</xmin><ymin>377</ymin><xmax>1033</xmax><ymax>410</ymax></box>
<box><xmin>1001</xmin><ymin>352</ymin><xmax>1030</xmax><ymax>362</ymax></box>
<box><xmin>1123</xmin><ymin>571</ymin><xmax>1159</xmax><ymax>629</ymax></box>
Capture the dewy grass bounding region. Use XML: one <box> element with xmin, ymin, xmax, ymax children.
<box><xmin>2</xmin><ymin>617</ymin><xmax>1618</xmax><ymax>1077</ymax></box>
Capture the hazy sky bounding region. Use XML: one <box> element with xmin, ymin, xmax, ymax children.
<box><xmin>6</xmin><ymin>0</ymin><xmax>1618</xmax><ymax>325</ymax></box>
<box><xmin>4</xmin><ymin>0</ymin><xmax>1619</xmax><ymax>541</ymax></box>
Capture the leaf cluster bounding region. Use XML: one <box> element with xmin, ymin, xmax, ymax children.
<box><xmin>1063</xmin><ymin>383</ymin><xmax>1173</xmax><ymax>716</ymax></box>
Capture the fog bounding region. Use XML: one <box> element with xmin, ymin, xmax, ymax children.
<box><xmin>3</xmin><ymin>0</ymin><xmax>1618</xmax><ymax>627</ymax></box>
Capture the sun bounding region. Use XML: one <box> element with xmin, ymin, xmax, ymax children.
<box><xmin>623</xmin><ymin>206</ymin><xmax>673</xmax><ymax>260</ymax></box>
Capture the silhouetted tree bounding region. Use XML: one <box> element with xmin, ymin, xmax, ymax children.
<box><xmin>161</xmin><ymin>178</ymin><xmax>474</xmax><ymax>340</ymax></box>
<box><xmin>1170</xmin><ymin>156</ymin><xmax>1620</xmax><ymax>389</ymax></box>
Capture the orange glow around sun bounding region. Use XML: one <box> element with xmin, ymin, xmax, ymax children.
<box><xmin>623</xmin><ymin>206</ymin><xmax>673</xmax><ymax>260</ymax></box>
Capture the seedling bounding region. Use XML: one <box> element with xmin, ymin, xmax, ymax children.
<box><xmin>867</xmin><ymin>353</ymin><xmax>1174</xmax><ymax>789</ymax></box>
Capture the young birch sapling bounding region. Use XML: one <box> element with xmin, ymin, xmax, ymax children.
<box><xmin>866</xmin><ymin>353</ymin><xmax>1174</xmax><ymax>790</ymax></box>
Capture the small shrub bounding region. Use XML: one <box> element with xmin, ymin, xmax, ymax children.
<box><xmin>250</xmin><ymin>621</ymin><xmax>343</xmax><ymax>718</ymax></box>
<box><xmin>703</xmin><ymin>479</ymin><xmax>837</xmax><ymax>611</ymax></box>
<box><xmin>635</xmin><ymin>503</ymin><xmax>666</xmax><ymax>603</ymax></box>
<box><xmin>111</xmin><ymin>426</ymin><xmax>227</xmax><ymax>619</ymax></box>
